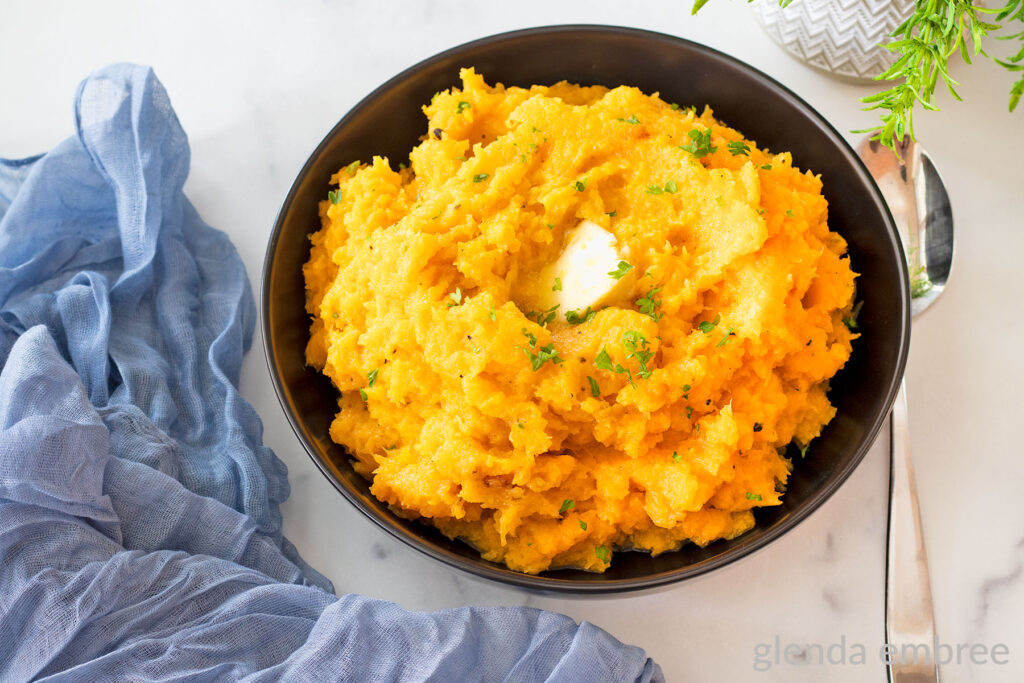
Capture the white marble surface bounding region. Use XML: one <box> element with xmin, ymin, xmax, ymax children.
<box><xmin>3</xmin><ymin>1</ymin><xmax>1023</xmax><ymax>680</ymax></box>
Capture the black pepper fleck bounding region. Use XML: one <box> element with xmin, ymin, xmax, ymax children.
<box><xmin>433</xmin><ymin>128</ymin><xmax>442</xmax><ymax>140</ymax></box>
<box><xmin>753</xmin><ymin>423</ymin><xmax>763</xmax><ymax>432</ymax></box>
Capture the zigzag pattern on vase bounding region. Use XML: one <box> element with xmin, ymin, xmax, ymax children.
<box><xmin>753</xmin><ymin>0</ymin><xmax>915</xmax><ymax>81</ymax></box>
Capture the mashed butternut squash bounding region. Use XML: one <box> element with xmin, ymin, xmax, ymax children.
<box><xmin>304</xmin><ymin>69</ymin><xmax>857</xmax><ymax>574</ymax></box>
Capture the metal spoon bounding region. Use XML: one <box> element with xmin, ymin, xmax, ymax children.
<box><xmin>857</xmin><ymin>135</ymin><xmax>954</xmax><ymax>683</ymax></box>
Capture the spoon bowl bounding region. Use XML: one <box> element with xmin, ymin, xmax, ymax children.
<box><xmin>857</xmin><ymin>136</ymin><xmax>954</xmax><ymax>316</ymax></box>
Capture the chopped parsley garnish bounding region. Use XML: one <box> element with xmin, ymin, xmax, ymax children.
<box><xmin>328</xmin><ymin>189</ymin><xmax>342</xmax><ymax>204</ymax></box>
<box><xmin>587</xmin><ymin>376</ymin><xmax>601</xmax><ymax>397</ymax></box>
<box><xmin>606</xmin><ymin>210</ymin><xmax>617</xmax><ymax>217</ymax></box>
<box><xmin>799</xmin><ymin>443</ymin><xmax>810</xmax><ymax>458</ymax></box>
<box><xmin>786</xmin><ymin>209</ymin><xmax>795</xmax><ymax>217</ymax></box>
<box><xmin>843</xmin><ymin>301</ymin><xmax>863</xmax><ymax>331</ymax></box>
<box><xmin>447</xmin><ymin>288</ymin><xmax>463</xmax><ymax>307</ymax></box>
<box><xmin>472</xmin><ymin>173</ymin><xmax>489</xmax><ymax>183</ymax></box>
<box><xmin>647</xmin><ymin>180</ymin><xmax>678</xmax><ymax>195</ymax></box>
<box><xmin>608</xmin><ymin>260</ymin><xmax>633</xmax><ymax>280</ymax></box>
<box><xmin>635</xmin><ymin>286</ymin><xmax>664</xmax><ymax>321</ymax></box>
<box><xmin>559</xmin><ymin>499</ymin><xmax>575</xmax><ymax>513</ymax></box>
<box><xmin>672</xmin><ymin>451</ymin><xmax>682</xmax><ymax>463</ymax></box>
<box><xmin>457</xmin><ymin>101</ymin><xmax>472</xmax><ymax>114</ymax></box>
<box><xmin>579</xmin><ymin>520</ymin><xmax>588</xmax><ymax>530</ymax></box>
<box><xmin>683</xmin><ymin>383</ymin><xmax>691</xmax><ymax>392</ymax></box>
<box><xmin>746</xmin><ymin>492</ymin><xmax>763</xmax><ymax>501</ymax></box>
<box><xmin>686</xmin><ymin>406</ymin><xmax>693</xmax><ymax>419</ymax></box>
<box><xmin>367</xmin><ymin>368</ymin><xmax>379</xmax><ymax>387</ymax></box>
<box><xmin>698</xmin><ymin>313</ymin><xmax>721</xmax><ymax>334</ymax></box>
<box><xmin>679</xmin><ymin>128</ymin><xmax>717</xmax><ymax>158</ymax></box>
<box><xmin>522</xmin><ymin>328</ymin><xmax>563</xmax><ymax>371</ymax></box>
<box><xmin>527</xmin><ymin>304</ymin><xmax>560</xmax><ymax>326</ymax></box>
<box><xmin>716</xmin><ymin>328</ymin><xmax>736</xmax><ymax>347</ymax></box>
<box><xmin>761</xmin><ymin>164</ymin><xmax>772</xmax><ymax>170</ymax></box>
<box><xmin>595</xmin><ymin>334</ymin><xmax>653</xmax><ymax>387</ymax></box>
<box><xmin>359</xmin><ymin>388</ymin><xmax>368</xmax><ymax>402</ymax></box>
<box><xmin>728</xmin><ymin>140</ymin><xmax>751</xmax><ymax>156</ymax></box>
<box><xmin>552</xmin><ymin>277</ymin><xmax>563</xmax><ymax>292</ymax></box>
<box><xmin>623</xmin><ymin>330</ymin><xmax>654</xmax><ymax>379</ymax></box>
<box><xmin>565</xmin><ymin>306</ymin><xmax>596</xmax><ymax>325</ymax></box>
<box><xmin>344</xmin><ymin>160</ymin><xmax>360</xmax><ymax>176</ymax></box>
<box><xmin>616</xmin><ymin>114</ymin><xmax>640</xmax><ymax>124</ymax></box>
<box><xmin>524</xmin><ymin>342</ymin><xmax>564</xmax><ymax>371</ymax></box>
<box><xmin>572</xmin><ymin>179</ymin><xmax>588</xmax><ymax>192</ymax></box>
<box><xmin>489</xmin><ymin>306</ymin><xmax>497</xmax><ymax>321</ymax></box>
<box><xmin>595</xmin><ymin>545</ymin><xmax>611</xmax><ymax>563</ymax></box>
<box><xmin>670</xmin><ymin>103</ymin><xmax>681</xmax><ymax>110</ymax></box>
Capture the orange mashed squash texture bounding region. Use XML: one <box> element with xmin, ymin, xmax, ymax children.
<box><xmin>304</xmin><ymin>68</ymin><xmax>857</xmax><ymax>574</ymax></box>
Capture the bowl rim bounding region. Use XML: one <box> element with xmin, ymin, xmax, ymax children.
<box><xmin>261</xmin><ymin>23</ymin><xmax>911</xmax><ymax>594</ymax></box>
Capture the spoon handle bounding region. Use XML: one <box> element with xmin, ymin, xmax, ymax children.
<box><xmin>886</xmin><ymin>379</ymin><xmax>939</xmax><ymax>682</ymax></box>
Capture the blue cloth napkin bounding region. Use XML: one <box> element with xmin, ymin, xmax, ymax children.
<box><xmin>0</xmin><ymin>64</ymin><xmax>663</xmax><ymax>682</ymax></box>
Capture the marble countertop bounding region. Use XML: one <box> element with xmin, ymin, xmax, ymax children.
<box><xmin>3</xmin><ymin>1</ymin><xmax>1022</xmax><ymax>680</ymax></box>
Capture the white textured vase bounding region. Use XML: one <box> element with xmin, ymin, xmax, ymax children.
<box><xmin>753</xmin><ymin>0</ymin><xmax>916</xmax><ymax>82</ymax></box>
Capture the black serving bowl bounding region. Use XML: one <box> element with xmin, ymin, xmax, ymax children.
<box><xmin>262</xmin><ymin>25</ymin><xmax>910</xmax><ymax>593</ymax></box>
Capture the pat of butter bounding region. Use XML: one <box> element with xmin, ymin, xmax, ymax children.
<box><xmin>541</xmin><ymin>219</ymin><xmax>633</xmax><ymax>320</ymax></box>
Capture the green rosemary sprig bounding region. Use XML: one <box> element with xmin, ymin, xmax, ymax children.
<box><xmin>994</xmin><ymin>0</ymin><xmax>1024</xmax><ymax>109</ymax></box>
<box><xmin>691</xmin><ymin>0</ymin><xmax>1024</xmax><ymax>154</ymax></box>
<box><xmin>858</xmin><ymin>0</ymin><xmax>1023</xmax><ymax>149</ymax></box>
